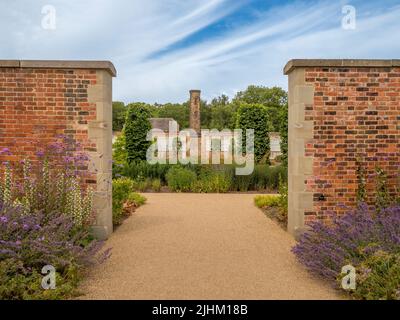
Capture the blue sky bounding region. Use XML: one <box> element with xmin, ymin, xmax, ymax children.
<box><xmin>1</xmin><ymin>0</ymin><xmax>400</xmax><ymax>103</ymax></box>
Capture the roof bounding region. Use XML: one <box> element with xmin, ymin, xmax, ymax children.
<box><xmin>0</xmin><ymin>60</ymin><xmax>117</xmax><ymax>77</ymax></box>
<box><xmin>150</xmin><ymin>118</ymin><xmax>177</xmax><ymax>132</ymax></box>
<box><xmin>284</xmin><ymin>59</ymin><xmax>400</xmax><ymax>75</ymax></box>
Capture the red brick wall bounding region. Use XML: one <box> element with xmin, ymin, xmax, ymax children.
<box><xmin>303</xmin><ymin>66</ymin><xmax>400</xmax><ymax>221</ymax></box>
<box><xmin>0</xmin><ymin>67</ymin><xmax>98</xmax><ymax>185</ymax></box>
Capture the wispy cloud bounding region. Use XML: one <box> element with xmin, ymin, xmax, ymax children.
<box><xmin>0</xmin><ymin>0</ymin><xmax>399</xmax><ymax>103</ymax></box>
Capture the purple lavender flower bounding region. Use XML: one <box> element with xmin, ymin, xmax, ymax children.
<box><xmin>36</xmin><ymin>150</ymin><xmax>45</xmax><ymax>157</ymax></box>
<box><xmin>0</xmin><ymin>147</ymin><xmax>12</xmax><ymax>155</ymax></box>
<box><xmin>293</xmin><ymin>205</ymin><xmax>400</xmax><ymax>283</ymax></box>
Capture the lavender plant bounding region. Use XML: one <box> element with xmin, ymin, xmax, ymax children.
<box><xmin>293</xmin><ymin>204</ymin><xmax>400</xmax><ymax>299</ymax></box>
<box><xmin>0</xmin><ymin>137</ymin><xmax>94</xmax><ymax>227</ymax></box>
<box><xmin>0</xmin><ymin>137</ymin><xmax>111</xmax><ymax>299</ymax></box>
<box><xmin>0</xmin><ymin>202</ymin><xmax>110</xmax><ymax>299</ymax></box>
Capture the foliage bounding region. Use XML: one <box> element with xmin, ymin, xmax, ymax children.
<box><xmin>356</xmin><ymin>157</ymin><xmax>367</xmax><ymax>205</ymax></box>
<box><xmin>278</xmin><ymin>174</ymin><xmax>288</xmax><ymax>216</ymax></box>
<box><xmin>192</xmin><ymin>171</ymin><xmax>231</xmax><ymax>193</ymax></box>
<box><xmin>278</xmin><ymin>105</ymin><xmax>288</xmax><ymax>166</ymax></box>
<box><xmin>112</xmin><ymin>178</ymin><xmax>147</xmax><ymax>225</ymax></box>
<box><xmin>350</xmin><ymin>251</ymin><xmax>400</xmax><ymax>300</ymax></box>
<box><xmin>0</xmin><ymin>138</ymin><xmax>94</xmax><ymax>228</ymax></box>
<box><xmin>0</xmin><ymin>202</ymin><xmax>108</xmax><ymax>300</ymax></box>
<box><xmin>126</xmin><ymin>192</ymin><xmax>147</xmax><ymax>207</ymax></box>
<box><xmin>208</xmin><ymin>95</ymin><xmax>237</xmax><ymax>130</ymax></box>
<box><xmin>166</xmin><ymin>167</ymin><xmax>197</xmax><ymax>192</ymax></box>
<box><xmin>112</xmin><ymin>132</ymin><xmax>127</xmax><ymax>165</ymax></box>
<box><xmin>0</xmin><ymin>138</ymin><xmax>110</xmax><ymax>300</ymax></box>
<box><xmin>236</xmin><ymin>102</ymin><xmax>269</xmax><ymax>163</ymax></box>
<box><xmin>112</xmin><ymin>101</ymin><xmax>126</xmax><ymax>132</ymax></box>
<box><xmin>293</xmin><ymin>204</ymin><xmax>400</xmax><ymax>300</ymax></box>
<box><xmin>112</xmin><ymin>178</ymin><xmax>134</xmax><ymax>225</ymax></box>
<box><xmin>254</xmin><ymin>195</ymin><xmax>281</xmax><ymax>208</ymax></box>
<box><xmin>125</xmin><ymin>103</ymin><xmax>152</xmax><ymax>163</ymax></box>
<box><xmin>375</xmin><ymin>167</ymin><xmax>391</xmax><ymax>211</ymax></box>
<box><xmin>151</xmin><ymin>179</ymin><xmax>161</xmax><ymax>192</ymax></box>
<box><xmin>0</xmin><ymin>258</ymin><xmax>81</xmax><ymax>300</ymax></box>
<box><xmin>228</xmin><ymin>164</ymin><xmax>287</xmax><ymax>192</ymax></box>
<box><xmin>115</xmin><ymin>161</ymin><xmax>287</xmax><ymax>193</ymax></box>
<box><xmin>150</xmin><ymin>102</ymin><xmax>190</xmax><ymax>129</ymax></box>
<box><xmin>233</xmin><ymin>85</ymin><xmax>288</xmax><ymax>132</ymax></box>
<box><xmin>114</xmin><ymin>161</ymin><xmax>172</xmax><ymax>184</ymax></box>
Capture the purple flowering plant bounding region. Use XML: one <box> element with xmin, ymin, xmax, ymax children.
<box><xmin>292</xmin><ymin>204</ymin><xmax>400</xmax><ymax>299</ymax></box>
<box><xmin>0</xmin><ymin>136</ymin><xmax>111</xmax><ymax>299</ymax></box>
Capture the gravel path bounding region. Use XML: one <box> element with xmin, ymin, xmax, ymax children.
<box><xmin>80</xmin><ymin>193</ymin><xmax>340</xmax><ymax>299</ymax></box>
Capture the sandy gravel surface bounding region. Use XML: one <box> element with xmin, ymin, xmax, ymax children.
<box><xmin>80</xmin><ymin>193</ymin><xmax>341</xmax><ymax>300</ymax></box>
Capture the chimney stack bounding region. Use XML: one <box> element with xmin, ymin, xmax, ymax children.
<box><xmin>189</xmin><ymin>90</ymin><xmax>201</xmax><ymax>134</ymax></box>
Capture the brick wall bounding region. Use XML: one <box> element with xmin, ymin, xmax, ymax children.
<box><xmin>285</xmin><ymin>59</ymin><xmax>400</xmax><ymax>237</ymax></box>
<box><xmin>0</xmin><ymin>60</ymin><xmax>116</xmax><ymax>239</ymax></box>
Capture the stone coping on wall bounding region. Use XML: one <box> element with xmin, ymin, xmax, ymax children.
<box><xmin>284</xmin><ymin>59</ymin><xmax>400</xmax><ymax>75</ymax></box>
<box><xmin>0</xmin><ymin>60</ymin><xmax>117</xmax><ymax>77</ymax></box>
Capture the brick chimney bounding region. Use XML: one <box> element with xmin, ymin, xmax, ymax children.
<box><xmin>189</xmin><ymin>90</ymin><xmax>201</xmax><ymax>134</ymax></box>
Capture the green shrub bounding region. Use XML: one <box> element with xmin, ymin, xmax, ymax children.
<box><xmin>115</xmin><ymin>161</ymin><xmax>172</xmax><ymax>183</ymax></box>
<box><xmin>278</xmin><ymin>174</ymin><xmax>288</xmax><ymax>216</ymax></box>
<box><xmin>229</xmin><ymin>164</ymin><xmax>287</xmax><ymax>192</ymax></box>
<box><xmin>0</xmin><ymin>258</ymin><xmax>81</xmax><ymax>300</ymax></box>
<box><xmin>236</xmin><ymin>102</ymin><xmax>269</xmax><ymax>163</ymax></box>
<box><xmin>192</xmin><ymin>172</ymin><xmax>231</xmax><ymax>193</ymax></box>
<box><xmin>125</xmin><ymin>103</ymin><xmax>152</xmax><ymax>163</ymax></box>
<box><xmin>151</xmin><ymin>179</ymin><xmax>161</xmax><ymax>192</ymax></box>
<box><xmin>166</xmin><ymin>167</ymin><xmax>197</xmax><ymax>192</ymax></box>
<box><xmin>254</xmin><ymin>195</ymin><xmax>281</xmax><ymax>208</ymax></box>
<box><xmin>113</xmin><ymin>162</ymin><xmax>287</xmax><ymax>193</ymax></box>
<box><xmin>279</xmin><ymin>105</ymin><xmax>288</xmax><ymax>166</ymax></box>
<box><xmin>133</xmin><ymin>178</ymin><xmax>152</xmax><ymax>192</ymax></box>
<box><xmin>349</xmin><ymin>251</ymin><xmax>400</xmax><ymax>300</ymax></box>
<box><xmin>375</xmin><ymin>167</ymin><xmax>392</xmax><ymax>211</ymax></box>
<box><xmin>112</xmin><ymin>132</ymin><xmax>127</xmax><ymax>165</ymax></box>
<box><xmin>126</xmin><ymin>192</ymin><xmax>147</xmax><ymax>207</ymax></box>
<box><xmin>112</xmin><ymin>178</ymin><xmax>134</xmax><ymax>225</ymax></box>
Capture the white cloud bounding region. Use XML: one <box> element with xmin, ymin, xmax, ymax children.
<box><xmin>0</xmin><ymin>0</ymin><xmax>399</xmax><ymax>103</ymax></box>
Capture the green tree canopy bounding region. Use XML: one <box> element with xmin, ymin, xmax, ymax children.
<box><xmin>236</xmin><ymin>102</ymin><xmax>269</xmax><ymax>163</ymax></box>
<box><xmin>125</xmin><ymin>103</ymin><xmax>152</xmax><ymax>163</ymax></box>
<box><xmin>112</xmin><ymin>101</ymin><xmax>126</xmax><ymax>132</ymax></box>
<box><xmin>233</xmin><ymin>86</ymin><xmax>288</xmax><ymax>132</ymax></box>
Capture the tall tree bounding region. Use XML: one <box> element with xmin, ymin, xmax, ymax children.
<box><xmin>236</xmin><ymin>102</ymin><xmax>269</xmax><ymax>163</ymax></box>
<box><xmin>112</xmin><ymin>101</ymin><xmax>126</xmax><ymax>132</ymax></box>
<box><xmin>233</xmin><ymin>86</ymin><xmax>288</xmax><ymax>132</ymax></box>
<box><xmin>125</xmin><ymin>103</ymin><xmax>152</xmax><ymax>163</ymax></box>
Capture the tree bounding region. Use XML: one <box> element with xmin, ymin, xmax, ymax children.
<box><xmin>278</xmin><ymin>105</ymin><xmax>288</xmax><ymax>166</ymax></box>
<box><xmin>233</xmin><ymin>86</ymin><xmax>288</xmax><ymax>132</ymax></box>
<box><xmin>209</xmin><ymin>95</ymin><xmax>237</xmax><ymax>130</ymax></box>
<box><xmin>125</xmin><ymin>103</ymin><xmax>152</xmax><ymax>163</ymax></box>
<box><xmin>154</xmin><ymin>103</ymin><xmax>190</xmax><ymax>129</ymax></box>
<box><xmin>236</xmin><ymin>103</ymin><xmax>269</xmax><ymax>163</ymax></box>
<box><xmin>112</xmin><ymin>132</ymin><xmax>127</xmax><ymax>164</ymax></box>
<box><xmin>112</xmin><ymin>101</ymin><xmax>126</xmax><ymax>132</ymax></box>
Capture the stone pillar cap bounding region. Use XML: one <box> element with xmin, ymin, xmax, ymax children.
<box><xmin>0</xmin><ymin>60</ymin><xmax>117</xmax><ymax>77</ymax></box>
<box><xmin>284</xmin><ymin>59</ymin><xmax>400</xmax><ymax>75</ymax></box>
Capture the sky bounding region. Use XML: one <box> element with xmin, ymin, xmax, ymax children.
<box><xmin>0</xmin><ymin>0</ymin><xmax>400</xmax><ymax>104</ymax></box>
